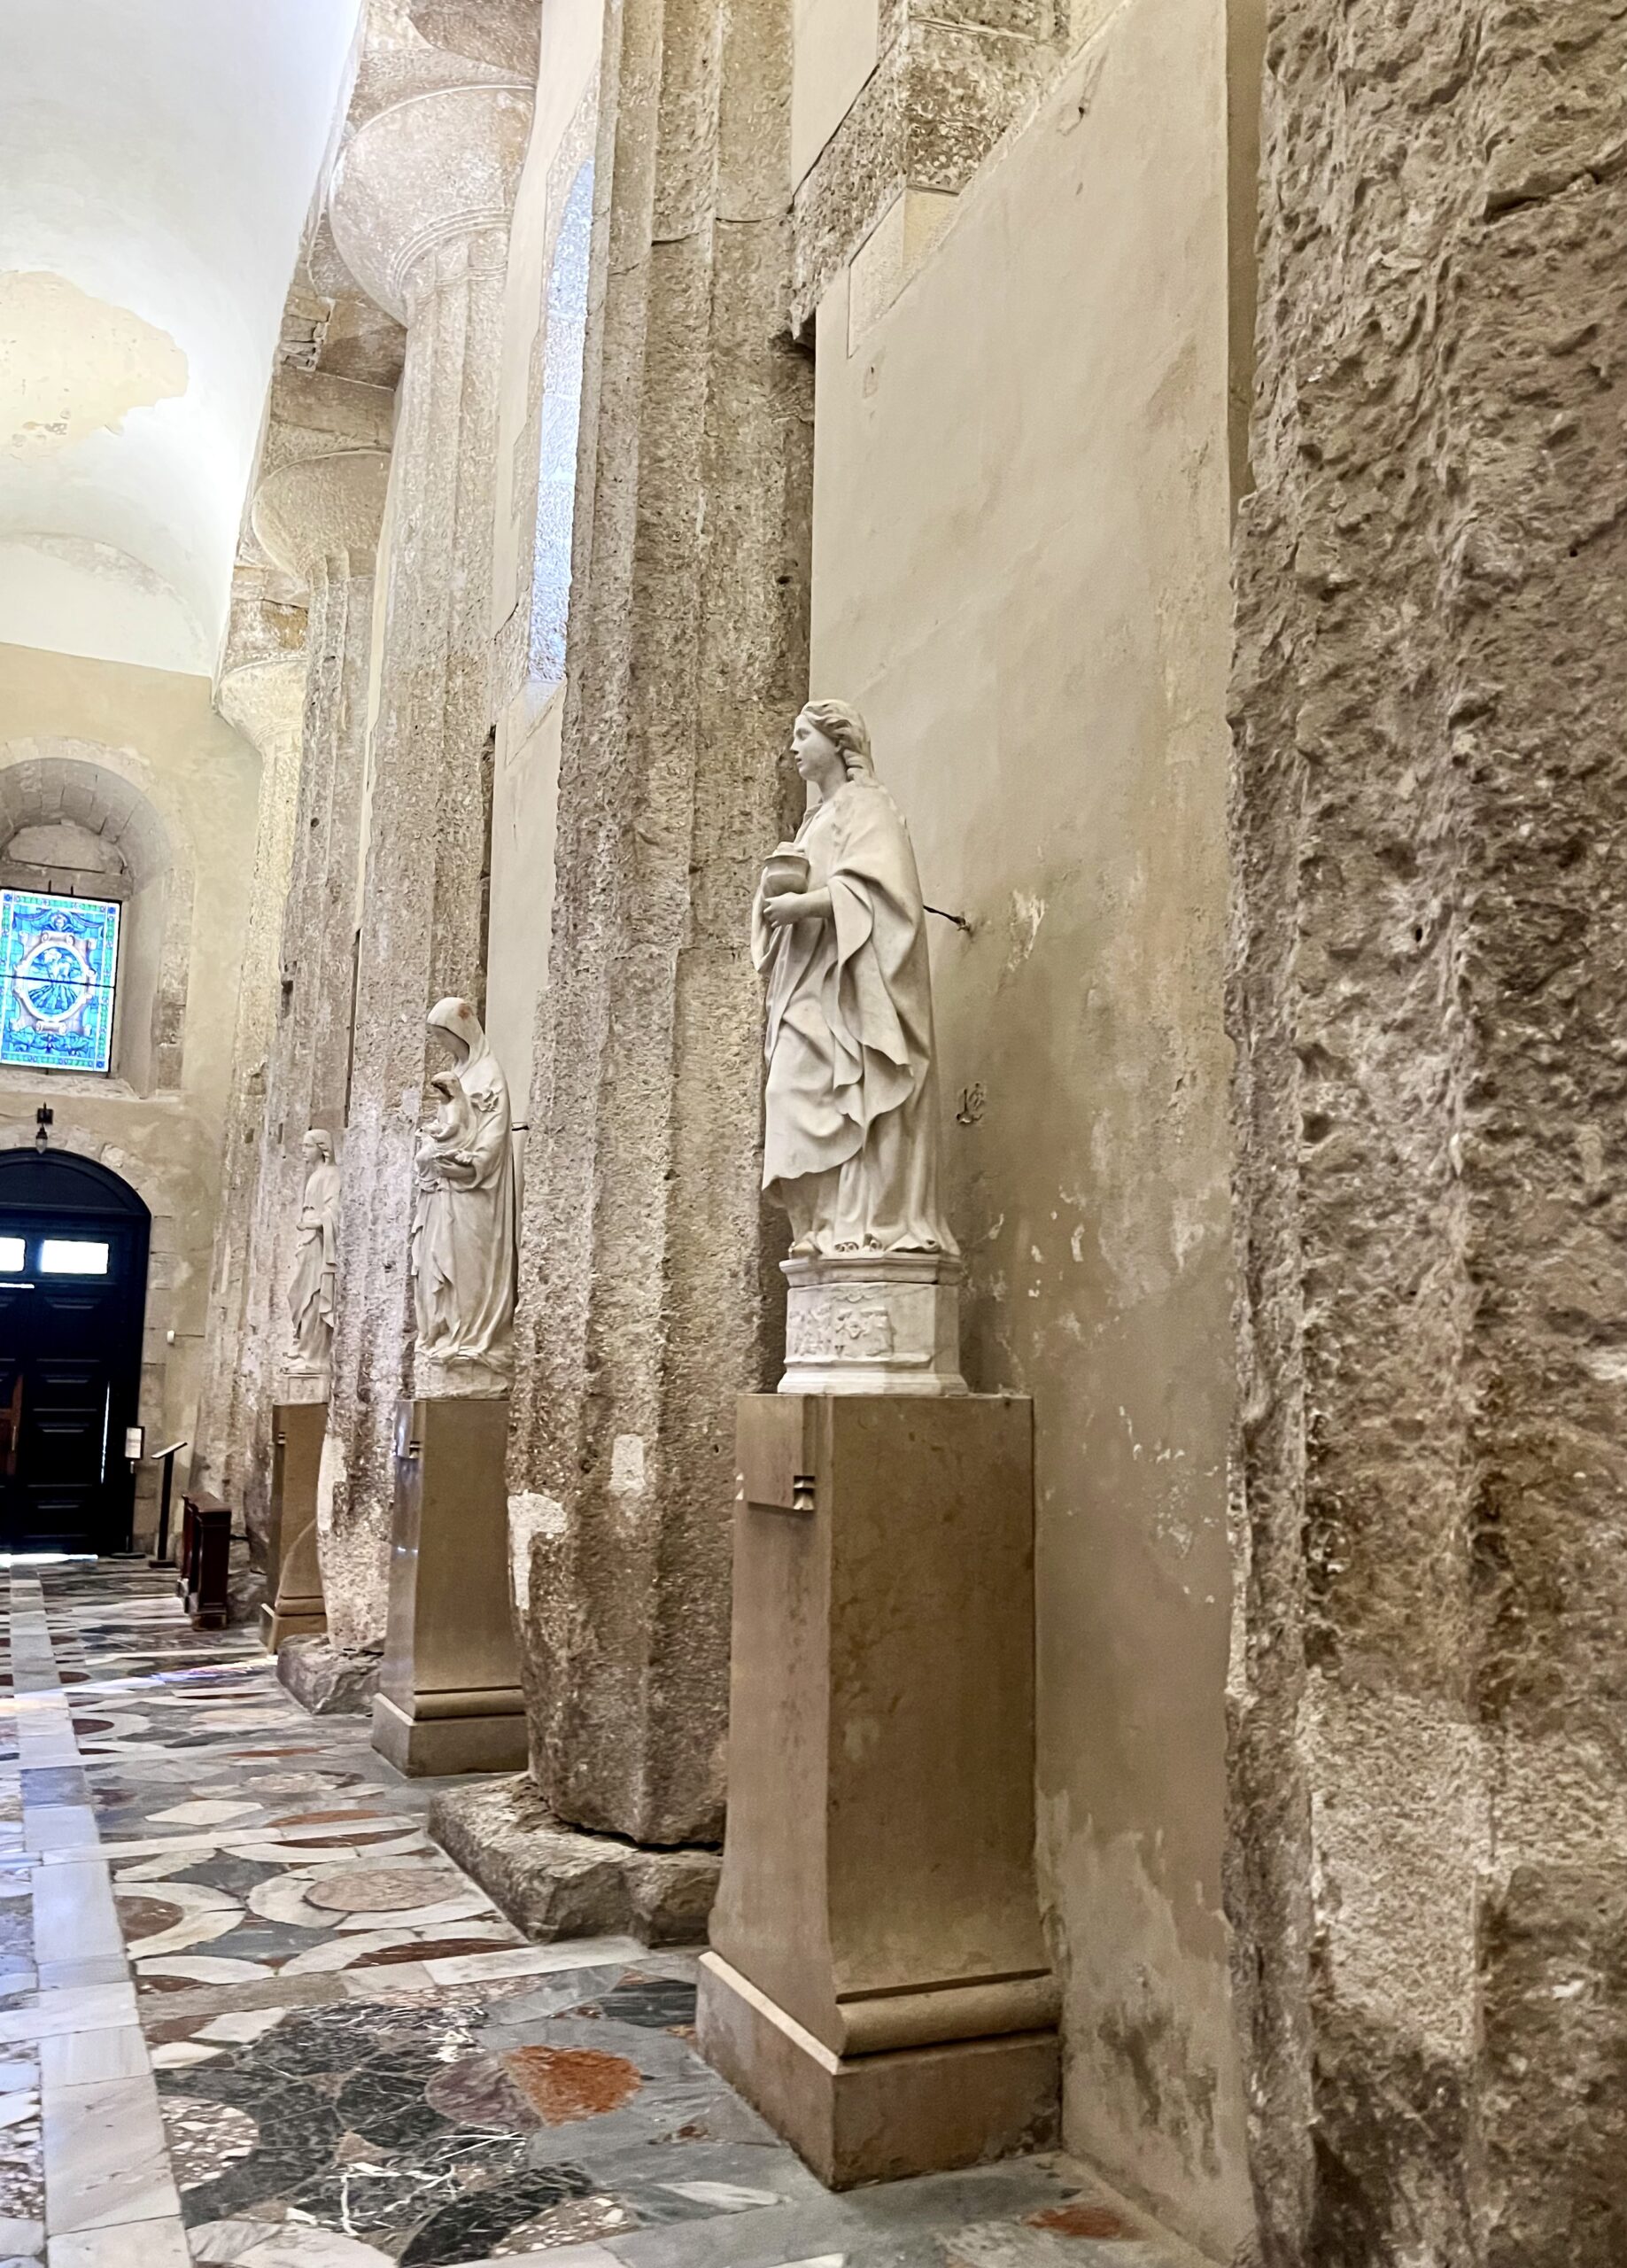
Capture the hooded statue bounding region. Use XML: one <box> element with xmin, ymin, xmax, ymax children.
<box><xmin>286</xmin><ymin>1129</ymin><xmax>340</xmax><ymax>1372</ymax></box>
<box><xmin>410</xmin><ymin>997</ymin><xmax>516</xmax><ymax>1389</ymax></box>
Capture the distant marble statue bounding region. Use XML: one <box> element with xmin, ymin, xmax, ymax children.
<box><xmin>286</xmin><ymin>1130</ymin><xmax>340</xmax><ymax>1378</ymax></box>
<box><xmin>753</xmin><ymin>702</ymin><xmax>965</xmax><ymax>1394</ymax></box>
<box><xmin>410</xmin><ymin>997</ymin><xmax>516</xmax><ymax>1394</ymax></box>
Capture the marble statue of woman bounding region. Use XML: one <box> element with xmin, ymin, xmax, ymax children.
<box><xmin>753</xmin><ymin>701</ymin><xmax>957</xmax><ymax>1261</ymax></box>
<box><xmin>409</xmin><ymin>997</ymin><xmax>516</xmax><ymax>1394</ymax></box>
<box><xmin>286</xmin><ymin>1130</ymin><xmax>340</xmax><ymax>1376</ymax></box>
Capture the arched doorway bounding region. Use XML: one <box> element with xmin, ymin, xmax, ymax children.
<box><xmin>0</xmin><ymin>1149</ymin><xmax>150</xmax><ymax>1552</ymax></box>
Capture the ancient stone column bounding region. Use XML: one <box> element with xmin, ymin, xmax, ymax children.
<box><xmin>196</xmin><ymin>586</ymin><xmax>306</xmax><ymax>1530</ymax></box>
<box><xmin>1229</xmin><ymin>8</ymin><xmax>1627</xmax><ymax>2263</ymax></box>
<box><xmin>222</xmin><ymin>448</ymin><xmax>391</xmax><ymax>1550</ymax></box>
<box><xmin>319</xmin><ymin>81</ymin><xmax>533</xmax><ymax>1651</ymax></box>
<box><xmin>498</xmin><ymin>0</ymin><xmax>811</xmax><ymax>1863</ymax></box>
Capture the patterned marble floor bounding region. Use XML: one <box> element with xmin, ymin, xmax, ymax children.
<box><xmin>0</xmin><ymin>1561</ymin><xmax>1198</xmax><ymax>2268</ymax></box>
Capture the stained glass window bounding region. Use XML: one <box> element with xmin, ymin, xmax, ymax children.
<box><xmin>0</xmin><ymin>890</ymin><xmax>120</xmax><ymax>1075</ymax></box>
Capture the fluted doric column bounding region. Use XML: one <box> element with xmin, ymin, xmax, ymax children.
<box><xmin>318</xmin><ymin>82</ymin><xmax>532</xmax><ymax>1649</ymax></box>
<box><xmin>197</xmin><ymin>586</ymin><xmax>306</xmax><ymax>1532</ymax></box>
<box><xmin>501</xmin><ymin>0</ymin><xmax>810</xmax><ymax>1852</ymax></box>
<box><xmin>217</xmin><ymin>448</ymin><xmax>392</xmax><ymax>1549</ymax></box>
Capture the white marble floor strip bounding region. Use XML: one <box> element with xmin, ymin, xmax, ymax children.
<box><xmin>8</xmin><ymin>1573</ymin><xmax>172</xmax><ymax>2263</ymax></box>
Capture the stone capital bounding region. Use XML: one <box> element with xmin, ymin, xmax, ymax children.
<box><xmin>252</xmin><ymin>448</ymin><xmax>391</xmax><ymax>591</ymax></box>
<box><xmin>217</xmin><ymin>652</ymin><xmax>306</xmax><ymax>769</ymax></box>
<box><xmin>328</xmin><ymin>82</ymin><xmax>534</xmax><ymax>325</ymax></box>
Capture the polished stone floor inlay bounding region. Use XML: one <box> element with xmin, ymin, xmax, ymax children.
<box><xmin>0</xmin><ymin>1564</ymin><xmax>1191</xmax><ymax>2268</ymax></box>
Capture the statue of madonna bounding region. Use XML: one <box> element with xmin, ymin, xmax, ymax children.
<box><xmin>752</xmin><ymin>701</ymin><xmax>957</xmax><ymax>1263</ymax></box>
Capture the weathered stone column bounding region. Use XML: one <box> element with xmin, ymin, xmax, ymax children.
<box><xmin>319</xmin><ymin>81</ymin><xmax>533</xmax><ymax>1651</ymax></box>
<box><xmin>1229</xmin><ymin>7</ymin><xmax>1627</xmax><ymax>2263</ymax></box>
<box><xmin>221</xmin><ymin>448</ymin><xmax>392</xmax><ymax>1552</ymax></box>
<box><xmin>196</xmin><ymin>582</ymin><xmax>306</xmax><ymax>1529</ymax></box>
<box><xmin>497</xmin><ymin>0</ymin><xmax>811</xmax><ymax>1862</ymax></box>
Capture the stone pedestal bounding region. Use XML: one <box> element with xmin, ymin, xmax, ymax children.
<box><xmin>261</xmin><ymin>1398</ymin><xmax>328</xmax><ymax>1651</ymax></box>
<box><xmin>371</xmin><ymin>1395</ymin><xmax>526</xmax><ymax>1776</ymax></box>
<box><xmin>781</xmin><ymin>1254</ymin><xmax>966</xmax><ymax>1395</ymax></box>
<box><xmin>697</xmin><ymin>1393</ymin><xmax>1058</xmax><ymax>2188</ymax></box>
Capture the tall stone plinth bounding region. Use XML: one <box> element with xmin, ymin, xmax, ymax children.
<box><xmin>262</xmin><ymin>1396</ymin><xmax>329</xmax><ymax>1651</ymax></box>
<box><xmin>371</xmin><ymin>1396</ymin><xmax>527</xmax><ymax>1776</ymax></box>
<box><xmin>697</xmin><ymin>1393</ymin><xmax>1058</xmax><ymax>2188</ymax></box>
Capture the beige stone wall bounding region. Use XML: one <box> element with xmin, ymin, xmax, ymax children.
<box><xmin>0</xmin><ymin>642</ymin><xmax>260</xmax><ymax>1534</ymax></box>
<box><xmin>807</xmin><ymin>2</ymin><xmax>1249</xmax><ymax>2250</ymax></box>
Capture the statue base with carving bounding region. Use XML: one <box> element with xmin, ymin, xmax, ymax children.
<box><xmin>779</xmin><ymin>1253</ymin><xmax>966</xmax><ymax>1397</ymax></box>
<box><xmin>414</xmin><ymin>1350</ymin><xmax>512</xmax><ymax>1402</ymax></box>
<box><xmin>277</xmin><ymin>1363</ymin><xmax>330</xmax><ymax>1406</ymax></box>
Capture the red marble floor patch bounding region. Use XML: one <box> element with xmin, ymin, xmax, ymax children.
<box><xmin>268</xmin><ymin>1807</ymin><xmax>391</xmax><ymax>1828</ymax></box>
<box><xmin>115</xmin><ymin>1895</ymin><xmax>189</xmax><ymax>1939</ymax></box>
<box><xmin>354</xmin><ymin>1937</ymin><xmax>514</xmax><ymax>1966</ymax></box>
<box><xmin>504</xmin><ymin>2044</ymin><xmax>641</xmax><ymax>2124</ymax></box>
<box><xmin>1027</xmin><ymin>2202</ymin><xmax>1136</xmax><ymax>2238</ymax></box>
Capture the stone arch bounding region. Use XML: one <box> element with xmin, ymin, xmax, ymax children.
<box><xmin>0</xmin><ymin>737</ymin><xmax>196</xmax><ymax>1093</ymax></box>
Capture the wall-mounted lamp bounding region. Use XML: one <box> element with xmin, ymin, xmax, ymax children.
<box><xmin>34</xmin><ymin>1106</ymin><xmax>52</xmax><ymax>1155</ymax></box>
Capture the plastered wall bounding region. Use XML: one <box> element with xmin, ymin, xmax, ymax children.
<box><xmin>0</xmin><ymin>642</ymin><xmax>259</xmax><ymax>1534</ymax></box>
<box><xmin>484</xmin><ymin>0</ymin><xmax>600</xmax><ymax>1115</ymax></box>
<box><xmin>808</xmin><ymin>0</ymin><xmax>1249</xmax><ymax>2250</ymax></box>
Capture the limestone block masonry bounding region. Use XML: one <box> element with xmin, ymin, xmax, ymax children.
<box><xmin>1228</xmin><ymin>4</ymin><xmax>1627</xmax><ymax>2262</ymax></box>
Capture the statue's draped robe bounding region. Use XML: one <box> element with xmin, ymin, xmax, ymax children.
<box><xmin>412</xmin><ymin>1042</ymin><xmax>516</xmax><ymax>1365</ymax></box>
<box><xmin>287</xmin><ymin>1161</ymin><xmax>340</xmax><ymax>1363</ymax></box>
<box><xmin>752</xmin><ymin>775</ymin><xmax>955</xmax><ymax>1255</ymax></box>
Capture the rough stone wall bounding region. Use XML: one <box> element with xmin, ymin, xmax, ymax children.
<box><xmin>1229</xmin><ymin>4</ymin><xmax>1627</xmax><ymax>2262</ymax></box>
<box><xmin>508</xmin><ymin>0</ymin><xmax>812</xmax><ymax>1850</ymax></box>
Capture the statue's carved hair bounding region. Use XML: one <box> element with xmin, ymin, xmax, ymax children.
<box><xmin>801</xmin><ymin>700</ymin><xmax>874</xmax><ymax>778</ymax></box>
<box><xmin>306</xmin><ymin>1128</ymin><xmax>335</xmax><ymax>1162</ymax></box>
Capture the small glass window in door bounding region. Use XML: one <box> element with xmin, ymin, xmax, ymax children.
<box><xmin>0</xmin><ymin>1238</ymin><xmax>22</xmax><ymax>1272</ymax></box>
<box><xmin>0</xmin><ymin>890</ymin><xmax>120</xmax><ymax>1074</ymax></box>
<box><xmin>38</xmin><ymin>1239</ymin><xmax>110</xmax><ymax>1275</ymax></box>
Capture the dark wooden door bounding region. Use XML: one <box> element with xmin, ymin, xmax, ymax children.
<box><xmin>0</xmin><ymin>1154</ymin><xmax>149</xmax><ymax>1553</ymax></box>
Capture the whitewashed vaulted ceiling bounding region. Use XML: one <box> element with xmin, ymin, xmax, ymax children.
<box><xmin>0</xmin><ymin>0</ymin><xmax>362</xmax><ymax>674</ymax></box>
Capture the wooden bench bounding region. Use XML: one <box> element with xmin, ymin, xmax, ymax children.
<box><xmin>179</xmin><ymin>1489</ymin><xmax>232</xmax><ymax>1631</ymax></box>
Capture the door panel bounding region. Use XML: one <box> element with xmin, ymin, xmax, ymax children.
<box><xmin>0</xmin><ymin>1203</ymin><xmax>144</xmax><ymax>1552</ymax></box>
